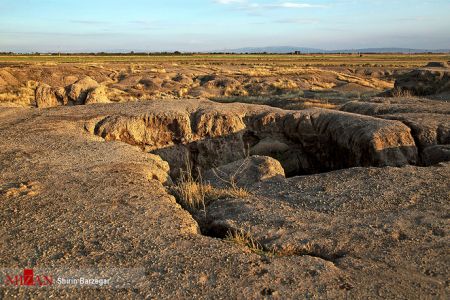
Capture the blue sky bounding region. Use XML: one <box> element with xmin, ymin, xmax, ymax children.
<box><xmin>0</xmin><ymin>0</ymin><xmax>449</xmax><ymax>52</ymax></box>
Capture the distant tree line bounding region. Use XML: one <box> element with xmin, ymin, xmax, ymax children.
<box><xmin>0</xmin><ymin>51</ymin><xmax>289</xmax><ymax>56</ymax></box>
<box><xmin>0</xmin><ymin>51</ymin><xmax>191</xmax><ymax>56</ymax></box>
<box><xmin>0</xmin><ymin>51</ymin><xmax>446</xmax><ymax>56</ymax></box>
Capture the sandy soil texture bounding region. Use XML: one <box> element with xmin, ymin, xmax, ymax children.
<box><xmin>0</xmin><ymin>56</ymin><xmax>449</xmax><ymax>298</ymax></box>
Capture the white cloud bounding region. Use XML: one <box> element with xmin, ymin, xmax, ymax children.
<box><xmin>215</xmin><ymin>0</ymin><xmax>326</xmax><ymax>9</ymax></box>
<box><xmin>215</xmin><ymin>0</ymin><xmax>245</xmax><ymax>4</ymax></box>
<box><xmin>275</xmin><ymin>2</ymin><xmax>325</xmax><ymax>8</ymax></box>
<box><xmin>275</xmin><ymin>17</ymin><xmax>320</xmax><ymax>24</ymax></box>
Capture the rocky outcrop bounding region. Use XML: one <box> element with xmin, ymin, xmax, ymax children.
<box><xmin>35</xmin><ymin>81</ymin><xmax>118</xmax><ymax>108</ymax></box>
<box><xmin>0</xmin><ymin>63</ymin><xmax>398</xmax><ymax>108</ymax></box>
<box><xmin>203</xmin><ymin>162</ymin><xmax>450</xmax><ymax>297</ymax></box>
<box><xmin>35</xmin><ymin>79</ymin><xmax>134</xmax><ymax>108</ymax></box>
<box><xmin>262</xmin><ymin>109</ymin><xmax>417</xmax><ymax>174</ymax></box>
<box><xmin>68</xmin><ymin>76</ymin><xmax>100</xmax><ymax>104</ymax></box>
<box><xmin>94</xmin><ymin>112</ymin><xmax>194</xmax><ymax>150</ymax></box>
<box><xmin>382</xmin><ymin>114</ymin><xmax>450</xmax><ymax>149</ymax></box>
<box><xmin>85</xmin><ymin>85</ymin><xmax>111</xmax><ymax>104</ymax></box>
<box><xmin>341</xmin><ymin>98</ymin><xmax>450</xmax><ymax>115</ymax></box>
<box><xmin>341</xmin><ymin>99</ymin><xmax>450</xmax><ymax>165</ymax></box>
<box><xmin>394</xmin><ymin>68</ymin><xmax>450</xmax><ymax>96</ymax></box>
<box><xmin>35</xmin><ymin>82</ymin><xmax>74</xmax><ymax>108</ymax></box>
<box><xmin>90</xmin><ymin>100</ymin><xmax>418</xmax><ymax>177</ymax></box>
<box><xmin>35</xmin><ymin>83</ymin><xmax>60</xmax><ymax>108</ymax></box>
<box><xmin>1</xmin><ymin>100</ymin><xmax>447</xmax><ymax>298</ymax></box>
<box><xmin>425</xmin><ymin>61</ymin><xmax>449</xmax><ymax>68</ymax></box>
<box><xmin>94</xmin><ymin>108</ymin><xmax>247</xmax><ymax>177</ymax></box>
<box><xmin>422</xmin><ymin>145</ymin><xmax>450</xmax><ymax>166</ymax></box>
<box><xmin>35</xmin><ymin>83</ymin><xmax>71</xmax><ymax>108</ymax></box>
<box><xmin>203</xmin><ymin>155</ymin><xmax>285</xmax><ymax>188</ymax></box>
<box><xmin>242</xmin><ymin>108</ymin><xmax>417</xmax><ymax>175</ymax></box>
<box><xmin>86</xmin><ymin>86</ymin><xmax>136</xmax><ymax>104</ymax></box>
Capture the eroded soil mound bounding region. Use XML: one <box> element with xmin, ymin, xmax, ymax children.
<box><xmin>394</xmin><ymin>68</ymin><xmax>450</xmax><ymax>96</ymax></box>
<box><xmin>426</xmin><ymin>61</ymin><xmax>449</xmax><ymax>68</ymax></box>
<box><xmin>341</xmin><ymin>97</ymin><xmax>450</xmax><ymax>165</ymax></box>
<box><xmin>1</xmin><ymin>99</ymin><xmax>448</xmax><ymax>298</ymax></box>
<box><xmin>88</xmin><ymin>100</ymin><xmax>417</xmax><ymax>177</ymax></box>
<box><xmin>0</xmin><ymin>63</ymin><xmax>398</xmax><ymax>109</ymax></box>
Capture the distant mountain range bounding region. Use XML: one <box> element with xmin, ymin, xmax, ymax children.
<box><xmin>212</xmin><ymin>46</ymin><xmax>450</xmax><ymax>54</ymax></box>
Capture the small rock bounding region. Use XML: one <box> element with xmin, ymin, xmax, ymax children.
<box><xmin>204</xmin><ymin>155</ymin><xmax>285</xmax><ymax>188</ymax></box>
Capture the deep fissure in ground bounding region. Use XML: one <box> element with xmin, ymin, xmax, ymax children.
<box><xmin>91</xmin><ymin>108</ymin><xmax>422</xmax><ymax>257</ymax></box>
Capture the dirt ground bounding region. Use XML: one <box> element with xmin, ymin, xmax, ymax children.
<box><xmin>3</xmin><ymin>54</ymin><xmax>448</xmax><ymax>107</ymax></box>
<box><xmin>0</xmin><ymin>55</ymin><xmax>449</xmax><ymax>298</ymax></box>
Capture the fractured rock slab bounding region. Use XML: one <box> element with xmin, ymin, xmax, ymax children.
<box><xmin>203</xmin><ymin>155</ymin><xmax>285</xmax><ymax>189</ymax></box>
<box><xmin>205</xmin><ymin>163</ymin><xmax>450</xmax><ymax>298</ymax></box>
<box><xmin>90</xmin><ymin>100</ymin><xmax>418</xmax><ymax>177</ymax></box>
<box><xmin>0</xmin><ymin>100</ymin><xmax>447</xmax><ymax>298</ymax></box>
<box><xmin>341</xmin><ymin>98</ymin><xmax>450</xmax><ymax>165</ymax></box>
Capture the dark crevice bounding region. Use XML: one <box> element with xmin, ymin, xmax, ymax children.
<box><xmin>92</xmin><ymin>119</ymin><xmax>355</xmax><ymax>262</ymax></box>
<box><xmin>90</xmin><ymin>108</ymin><xmax>423</xmax><ymax>181</ymax></box>
<box><xmin>199</xmin><ymin>221</ymin><xmax>230</xmax><ymax>239</ymax></box>
<box><xmin>282</xmin><ymin>249</ymin><xmax>348</xmax><ymax>264</ymax></box>
<box><xmin>196</xmin><ymin>217</ymin><xmax>348</xmax><ymax>263</ymax></box>
<box><xmin>88</xmin><ymin>111</ymin><xmax>421</xmax><ymax>259</ymax></box>
<box><xmin>395</xmin><ymin>120</ymin><xmax>426</xmax><ymax>166</ymax></box>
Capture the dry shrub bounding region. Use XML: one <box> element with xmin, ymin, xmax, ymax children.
<box><xmin>225</xmin><ymin>229</ymin><xmax>264</xmax><ymax>254</ymax></box>
<box><xmin>391</xmin><ymin>88</ymin><xmax>414</xmax><ymax>98</ymax></box>
<box><xmin>0</xmin><ymin>86</ymin><xmax>35</xmax><ymax>106</ymax></box>
<box><xmin>174</xmin><ymin>171</ymin><xmax>207</xmax><ymax>211</ymax></box>
<box><xmin>150</xmin><ymin>68</ymin><xmax>166</xmax><ymax>74</ymax></box>
<box><xmin>239</xmin><ymin>68</ymin><xmax>272</xmax><ymax>77</ymax></box>
<box><xmin>171</xmin><ymin>157</ymin><xmax>250</xmax><ymax>213</ymax></box>
<box><xmin>173</xmin><ymin>176</ymin><xmax>250</xmax><ymax>212</ymax></box>
<box><xmin>128</xmin><ymin>64</ymin><xmax>137</xmax><ymax>74</ymax></box>
<box><xmin>271</xmin><ymin>79</ymin><xmax>298</xmax><ymax>90</ymax></box>
<box><xmin>301</xmin><ymin>101</ymin><xmax>336</xmax><ymax>109</ymax></box>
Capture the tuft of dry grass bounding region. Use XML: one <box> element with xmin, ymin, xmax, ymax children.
<box><xmin>173</xmin><ymin>178</ymin><xmax>250</xmax><ymax>212</ymax></box>
<box><xmin>225</xmin><ymin>229</ymin><xmax>265</xmax><ymax>255</ymax></box>
<box><xmin>174</xmin><ymin>173</ymin><xmax>207</xmax><ymax>211</ymax></box>
<box><xmin>0</xmin><ymin>84</ymin><xmax>36</xmax><ymax>107</ymax></box>
<box><xmin>224</xmin><ymin>186</ymin><xmax>250</xmax><ymax>199</ymax></box>
<box><xmin>172</xmin><ymin>157</ymin><xmax>206</xmax><ymax>211</ymax></box>
<box><xmin>300</xmin><ymin>101</ymin><xmax>337</xmax><ymax>109</ymax></box>
<box><xmin>149</xmin><ymin>67</ymin><xmax>166</xmax><ymax>73</ymax></box>
<box><xmin>239</xmin><ymin>68</ymin><xmax>272</xmax><ymax>77</ymax></box>
<box><xmin>270</xmin><ymin>79</ymin><xmax>298</xmax><ymax>90</ymax></box>
<box><xmin>171</xmin><ymin>156</ymin><xmax>250</xmax><ymax>213</ymax></box>
<box><xmin>269</xmin><ymin>244</ymin><xmax>300</xmax><ymax>257</ymax></box>
<box><xmin>391</xmin><ymin>88</ymin><xmax>414</xmax><ymax>98</ymax></box>
<box><xmin>225</xmin><ymin>229</ymin><xmax>343</xmax><ymax>259</ymax></box>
